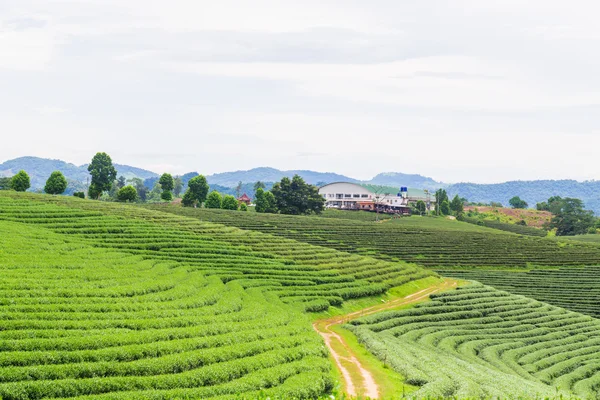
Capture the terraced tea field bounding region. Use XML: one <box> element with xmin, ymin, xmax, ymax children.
<box><xmin>0</xmin><ymin>192</ymin><xmax>437</xmax><ymax>399</ymax></box>
<box><xmin>150</xmin><ymin>205</ymin><xmax>600</xmax><ymax>268</ymax></box>
<box><xmin>437</xmin><ymin>266</ymin><xmax>600</xmax><ymax>318</ymax></box>
<box><xmin>348</xmin><ymin>284</ymin><xmax>600</xmax><ymax>398</ymax></box>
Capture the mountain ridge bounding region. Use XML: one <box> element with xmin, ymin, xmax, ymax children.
<box><xmin>1</xmin><ymin>156</ymin><xmax>598</xmax><ymax>214</ymax></box>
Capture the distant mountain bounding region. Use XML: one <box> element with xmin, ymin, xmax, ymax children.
<box><xmin>0</xmin><ymin>157</ymin><xmax>158</xmax><ymax>191</ymax></box>
<box><xmin>447</xmin><ymin>180</ymin><xmax>600</xmax><ymax>215</ymax></box>
<box><xmin>368</xmin><ymin>172</ymin><xmax>446</xmax><ymax>191</ymax></box>
<box><xmin>206</xmin><ymin>167</ymin><xmax>358</xmax><ymax>187</ymax></box>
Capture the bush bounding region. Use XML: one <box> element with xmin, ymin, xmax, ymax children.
<box><xmin>205</xmin><ymin>191</ymin><xmax>222</xmax><ymax>209</ymax></box>
<box><xmin>240</xmin><ymin>203</ymin><xmax>248</xmax><ymax>212</ymax></box>
<box><xmin>221</xmin><ymin>195</ymin><xmax>239</xmax><ymax>210</ymax></box>
<box><xmin>161</xmin><ymin>191</ymin><xmax>173</xmax><ymax>202</ymax></box>
<box><xmin>117</xmin><ymin>185</ymin><xmax>138</xmax><ymax>202</ymax></box>
<box><xmin>73</xmin><ymin>192</ymin><xmax>85</xmax><ymax>199</ymax></box>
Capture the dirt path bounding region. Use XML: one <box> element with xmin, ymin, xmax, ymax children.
<box><xmin>313</xmin><ymin>279</ymin><xmax>457</xmax><ymax>399</ymax></box>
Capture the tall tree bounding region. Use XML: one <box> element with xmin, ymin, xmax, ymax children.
<box><xmin>44</xmin><ymin>171</ymin><xmax>68</xmax><ymax>195</ymax></box>
<box><xmin>549</xmin><ymin>198</ymin><xmax>596</xmax><ymax>236</ymax></box>
<box><xmin>271</xmin><ymin>175</ymin><xmax>324</xmax><ymax>215</ymax></box>
<box><xmin>235</xmin><ymin>181</ymin><xmax>243</xmax><ymax>198</ymax></box>
<box><xmin>440</xmin><ymin>200</ymin><xmax>451</xmax><ymax>215</ymax></box>
<box><xmin>10</xmin><ymin>170</ymin><xmax>30</xmax><ymax>192</ymax></box>
<box><xmin>509</xmin><ymin>196</ymin><xmax>528</xmax><ymax>209</ymax></box>
<box><xmin>221</xmin><ymin>195</ymin><xmax>239</xmax><ymax>210</ymax></box>
<box><xmin>434</xmin><ymin>189</ymin><xmax>449</xmax><ymax>216</ymax></box>
<box><xmin>253</xmin><ymin>181</ymin><xmax>266</xmax><ymax>196</ymax></box>
<box><xmin>0</xmin><ymin>177</ymin><xmax>11</xmax><ymax>190</ymax></box>
<box><xmin>449</xmin><ymin>195</ymin><xmax>464</xmax><ymax>215</ymax></box>
<box><xmin>87</xmin><ymin>153</ymin><xmax>117</xmax><ymax>199</ymax></box>
<box><xmin>128</xmin><ymin>178</ymin><xmax>148</xmax><ymax>202</ymax></box>
<box><xmin>415</xmin><ymin>200</ymin><xmax>426</xmax><ymax>216</ymax></box>
<box><xmin>182</xmin><ymin>175</ymin><xmax>210</xmax><ymax>208</ymax></box>
<box><xmin>173</xmin><ymin>176</ymin><xmax>183</xmax><ymax>197</ymax></box>
<box><xmin>159</xmin><ymin>173</ymin><xmax>174</xmax><ymax>202</ymax></box>
<box><xmin>116</xmin><ymin>176</ymin><xmax>126</xmax><ymax>190</ymax></box>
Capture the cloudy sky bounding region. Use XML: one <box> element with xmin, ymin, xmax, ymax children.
<box><xmin>1</xmin><ymin>1</ymin><xmax>599</xmax><ymax>183</ymax></box>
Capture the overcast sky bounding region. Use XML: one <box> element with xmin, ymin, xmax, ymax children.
<box><xmin>1</xmin><ymin>1</ymin><xmax>599</xmax><ymax>183</ymax></box>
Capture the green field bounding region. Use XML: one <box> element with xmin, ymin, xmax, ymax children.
<box><xmin>2</xmin><ymin>192</ymin><xmax>600</xmax><ymax>399</ymax></box>
<box><xmin>437</xmin><ymin>266</ymin><xmax>600</xmax><ymax>318</ymax></box>
<box><xmin>149</xmin><ymin>205</ymin><xmax>600</xmax><ymax>268</ymax></box>
<box><xmin>0</xmin><ymin>192</ymin><xmax>436</xmax><ymax>399</ymax></box>
<box><xmin>348</xmin><ymin>283</ymin><xmax>600</xmax><ymax>398</ymax></box>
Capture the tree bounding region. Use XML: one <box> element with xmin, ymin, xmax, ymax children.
<box><xmin>116</xmin><ymin>176</ymin><xmax>126</xmax><ymax>190</ymax></box>
<box><xmin>205</xmin><ymin>191</ymin><xmax>222</xmax><ymax>209</ymax></box>
<box><xmin>270</xmin><ymin>175</ymin><xmax>325</xmax><ymax>215</ymax></box>
<box><xmin>173</xmin><ymin>176</ymin><xmax>183</xmax><ymax>197</ymax></box>
<box><xmin>146</xmin><ymin>183</ymin><xmax>163</xmax><ymax>203</ymax></box>
<box><xmin>440</xmin><ymin>200</ymin><xmax>451</xmax><ymax>215</ymax></box>
<box><xmin>240</xmin><ymin>203</ymin><xmax>248</xmax><ymax>211</ymax></box>
<box><xmin>181</xmin><ymin>175</ymin><xmax>210</xmax><ymax>207</ymax></box>
<box><xmin>415</xmin><ymin>200</ymin><xmax>426</xmax><ymax>216</ymax></box>
<box><xmin>10</xmin><ymin>170</ymin><xmax>30</xmax><ymax>192</ymax></box>
<box><xmin>509</xmin><ymin>196</ymin><xmax>528</xmax><ymax>209</ymax></box>
<box><xmin>159</xmin><ymin>173</ymin><xmax>174</xmax><ymax>202</ymax></box>
<box><xmin>221</xmin><ymin>195</ymin><xmax>239</xmax><ymax>210</ymax></box>
<box><xmin>128</xmin><ymin>178</ymin><xmax>148</xmax><ymax>202</ymax></box>
<box><xmin>235</xmin><ymin>181</ymin><xmax>243</xmax><ymax>199</ymax></box>
<box><xmin>88</xmin><ymin>153</ymin><xmax>117</xmax><ymax>199</ymax></box>
<box><xmin>44</xmin><ymin>171</ymin><xmax>68</xmax><ymax>195</ymax></box>
<box><xmin>117</xmin><ymin>185</ymin><xmax>138</xmax><ymax>202</ymax></box>
<box><xmin>549</xmin><ymin>198</ymin><xmax>596</xmax><ymax>236</ymax></box>
<box><xmin>0</xmin><ymin>177</ymin><xmax>11</xmax><ymax>190</ymax></box>
<box><xmin>263</xmin><ymin>191</ymin><xmax>278</xmax><ymax>213</ymax></box>
<box><xmin>434</xmin><ymin>189</ymin><xmax>449</xmax><ymax>215</ymax></box>
<box><xmin>253</xmin><ymin>181</ymin><xmax>266</xmax><ymax>195</ymax></box>
<box><xmin>449</xmin><ymin>195</ymin><xmax>464</xmax><ymax>215</ymax></box>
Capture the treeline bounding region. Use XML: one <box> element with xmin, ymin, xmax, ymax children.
<box><xmin>1</xmin><ymin>152</ymin><xmax>325</xmax><ymax>215</ymax></box>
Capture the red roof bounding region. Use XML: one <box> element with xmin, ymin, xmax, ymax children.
<box><xmin>237</xmin><ymin>194</ymin><xmax>251</xmax><ymax>201</ymax></box>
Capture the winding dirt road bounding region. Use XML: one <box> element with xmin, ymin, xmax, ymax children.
<box><xmin>313</xmin><ymin>279</ymin><xmax>457</xmax><ymax>399</ymax></box>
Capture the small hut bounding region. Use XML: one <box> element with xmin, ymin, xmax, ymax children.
<box><xmin>237</xmin><ymin>193</ymin><xmax>251</xmax><ymax>205</ymax></box>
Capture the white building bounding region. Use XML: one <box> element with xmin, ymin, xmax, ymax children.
<box><xmin>318</xmin><ymin>182</ymin><xmax>416</xmax><ymax>213</ymax></box>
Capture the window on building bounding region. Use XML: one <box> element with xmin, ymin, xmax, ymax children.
<box><xmin>353</xmin><ymin>194</ymin><xmax>360</xmax><ymax>198</ymax></box>
<box><xmin>361</xmin><ymin>194</ymin><xmax>368</xmax><ymax>198</ymax></box>
<box><xmin>345</xmin><ymin>194</ymin><xmax>351</xmax><ymax>198</ymax></box>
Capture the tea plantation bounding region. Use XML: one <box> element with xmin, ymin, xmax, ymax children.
<box><xmin>437</xmin><ymin>266</ymin><xmax>600</xmax><ymax>318</ymax></box>
<box><xmin>348</xmin><ymin>283</ymin><xmax>600</xmax><ymax>398</ymax></box>
<box><xmin>150</xmin><ymin>205</ymin><xmax>600</xmax><ymax>268</ymax></box>
<box><xmin>0</xmin><ymin>192</ymin><xmax>434</xmax><ymax>399</ymax></box>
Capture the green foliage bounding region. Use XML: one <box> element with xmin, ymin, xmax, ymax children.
<box><xmin>10</xmin><ymin>170</ymin><xmax>31</xmax><ymax>192</ymax></box>
<box><xmin>117</xmin><ymin>185</ymin><xmax>138</xmax><ymax>202</ymax></box>
<box><xmin>434</xmin><ymin>189</ymin><xmax>448</xmax><ymax>215</ymax></box>
<box><xmin>0</xmin><ymin>177</ymin><xmax>11</xmax><ymax>190</ymax></box>
<box><xmin>87</xmin><ymin>153</ymin><xmax>117</xmax><ymax>199</ymax></box>
<box><xmin>173</xmin><ymin>176</ymin><xmax>183</xmax><ymax>197</ymax></box>
<box><xmin>73</xmin><ymin>192</ymin><xmax>85</xmax><ymax>199</ymax></box>
<box><xmin>204</xmin><ymin>190</ymin><xmax>222</xmax><ymax>209</ymax></box>
<box><xmin>240</xmin><ymin>203</ymin><xmax>248</xmax><ymax>211</ymax></box>
<box><xmin>549</xmin><ymin>197</ymin><xmax>596</xmax><ymax>236</ymax></box>
<box><xmin>221</xmin><ymin>195</ymin><xmax>239</xmax><ymax>210</ymax></box>
<box><xmin>440</xmin><ymin>200</ymin><xmax>450</xmax><ymax>215</ymax></box>
<box><xmin>128</xmin><ymin>177</ymin><xmax>147</xmax><ymax>202</ymax></box>
<box><xmin>255</xmin><ymin>188</ymin><xmax>278</xmax><ymax>214</ymax></box>
<box><xmin>415</xmin><ymin>200</ymin><xmax>426</xmax><ymax>216</ymax></box>
<box><xmin>187</xmin><ymin>175</ymin><xmax>209</xmax><ymax>204</ymax></box>
<box><xmin>181</xmin><ymin>189</ymin><xmax>195</xmax><ymax>207</ymax></box>
<box><xmin>253</xmin><ymin>181</ymin><xmax>266</xmax><ymax>196</ymax></box>
<box><xmin>509</xmin><ymin>196</ymin><xmax>528</xmax><ymax>209</ymax></box>
<box><xmin>160</xmin><ymin>190</ymin><xmax>173</xmax><ymax>202</ymax></box>
<box><xmin>159</xmin><ymin>173</ymin><xmax>174</xmax><ymax>191</ymax></box>
<box><xmin>116</xmin><ymin>175</ymin><xmax>126</xmax><ymax>189</ymax></box>
<box><xmin>43</xmin><ymin>171</ymin><xmax>68</xmax><ymax>195</ymax></box>
<box><xmin>348</xmin><ymin>283</ymin><xmax>600</xmax><ymax>398</ymax></box>
<box><xmin>271</xmin><ymin>175</ymin><xmax>324</xmax><ymax>215</ymax></box>
<box><xmin>449</xmin><ymin>195</ymin><xmax>464</xmax><ymax>215</ymax></box>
